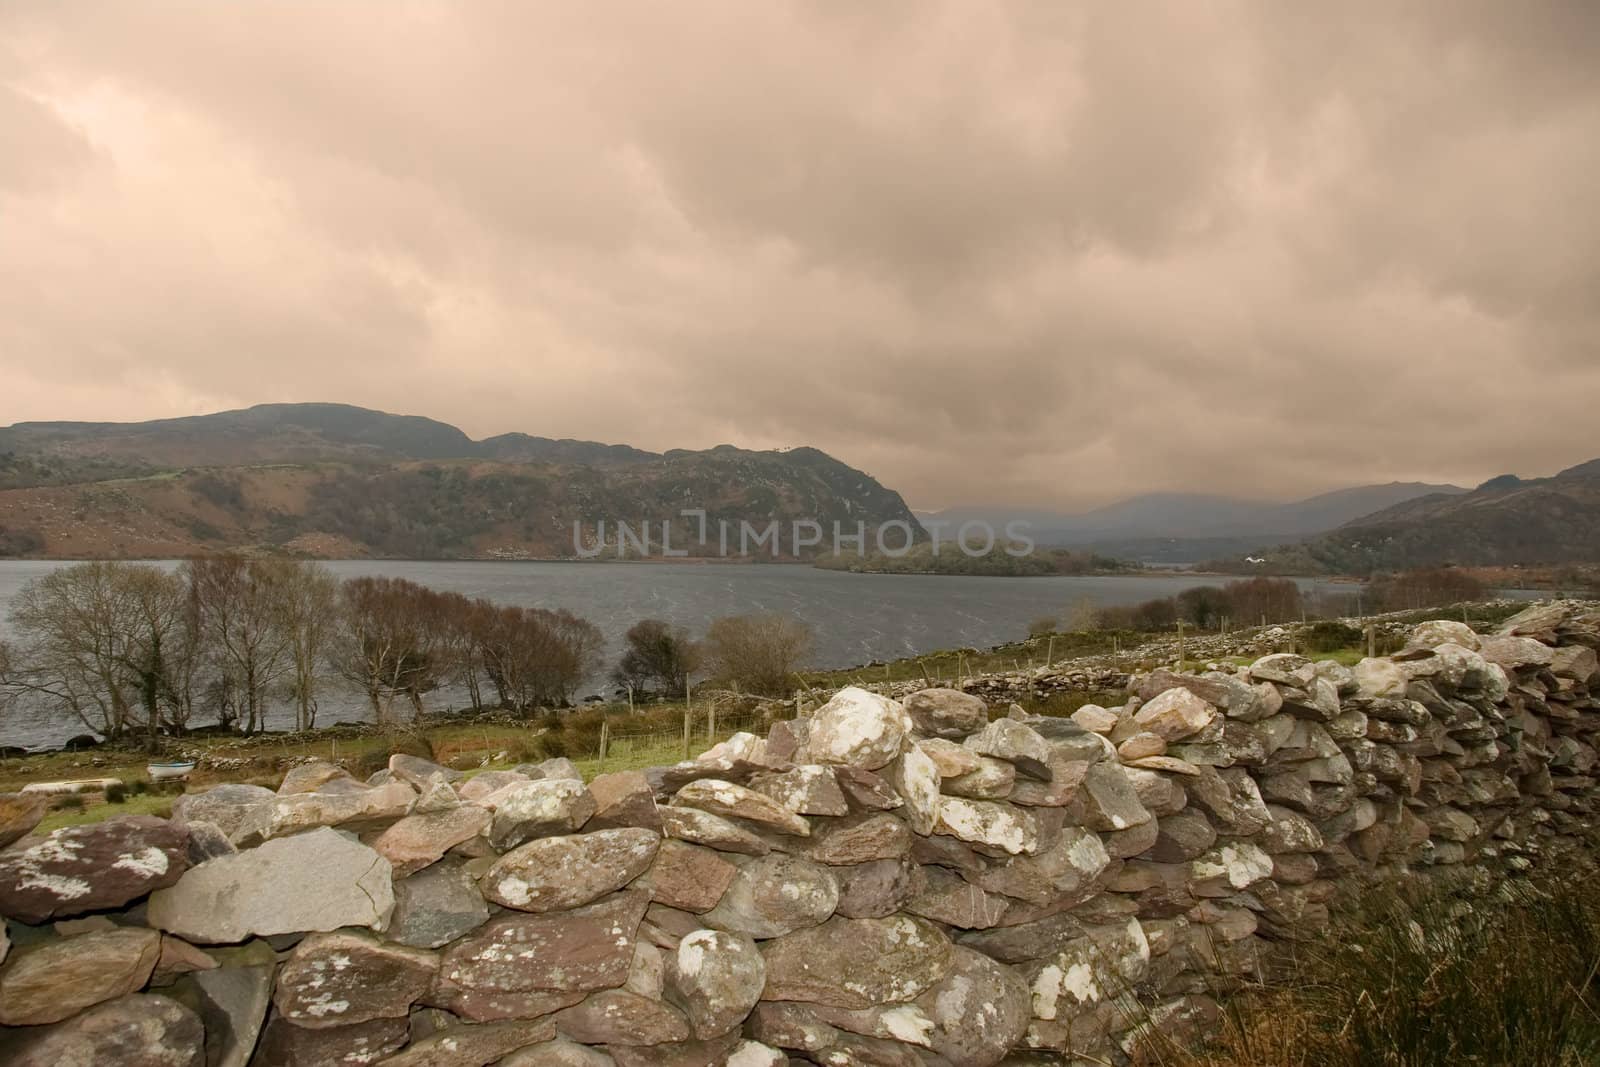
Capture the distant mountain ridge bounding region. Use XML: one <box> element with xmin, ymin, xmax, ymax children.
<box><xmin>920</xmin><ymin>481</ymin><xmax>1469</xmax><ymax>557</ymax></box>
<box><xmin>1240</xmin><ymin>460</ymin><xmax>1600</xmax><ymax>573</ymax></box>
<box><xmin>0</xmin><ymin>403</ymin><xmax>921</xmax><ymax>560</ymax></box>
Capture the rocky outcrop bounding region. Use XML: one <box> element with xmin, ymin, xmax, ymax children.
<box><xmin>1</xmin><ymin>599</ymin><xmax>1598</xmax><ymax>1065</ymax></box>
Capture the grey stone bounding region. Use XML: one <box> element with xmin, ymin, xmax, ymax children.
<box><xmin>147</xmin><ymin>827</ymin><xmax>393</xmax><ymax>943</ymax></box>
<box><xmin>483</xmin><ymin>828</ymin><xmax>660</xmax><ymax>913</ymax></box>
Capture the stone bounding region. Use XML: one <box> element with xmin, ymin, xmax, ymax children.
<box><xmin>0</xmin><ymin>793</ymin><xmax>48</xmax><ymax>850</ymax></box>
<box><xmin>1354</xmin><ymin>657</ymin><xmax>1409</xmax><ymax>698</ymax></box>
<box><xmin>807</xmin><ymin>687</ymin><xmax>912</xmax><ymax>769</ymax></box>
<box><xmin>175</xmin><ymin>943</ymin><xmax>275</xmax><ymax>1067</ymax></box>
<box><xmin>883</xmin><ymin>746</ymin><xmax>941</xmax><ymax>835</ymax></box>
<box><xmin>1116</xmin><ymin>732</ymin><xmax>1167</xmax><ymax>761</ymax></box>
<box><xmin>747</xmin><ymin>1001</ymin><xmax>840</xmax><ymax>1051</ymax></box>
<box><xmin>1190</xmin><ymin>842</ymin><xmax>1274</xmax><ymax>893</ymax></box>
<box><xmin>1022</xmin><ymin>918</ymin><xmax>1149</xmax><ymax>1020</ymax></box>
<box><xmin>552</xmin><ymin>989</ymin><xmax>689</xmax><ymax>1045</ymax></box>
<box><xmin>433</xmin><ymin>891</ymin><xmax>648</xmax><ymax>1003</ymax></box>
<box><xmin>379</xmin><ymin>1019</ymin><xmax>558</xmax><ymax>1067</ymax></box>
<box><xmin>640</xmin><ymin>840</ymin><xmax>738</xmax><ymax>913</ymax></box>
<box><xmin>389</xmin><ymin>754</ymin><xmax>463</xmax><ymax>788</ymax></box>
<box><xmin>963</xmin><ymin>719</ymin><xmax>1053</xmax><ymax>780</ymax></box>
<box><xmin>1248</xmin><ymin>654</ymin><xmax>1317</xmax><ymax>688</ymax></box>
<box><xmin>1071</xmin><ymin>704</ymin><xmax>1120</xmax><ymax>735</ymax></box>
<box><xmin>483</xmin><ymin>828</ymin><xmax>660</xmax><ymax>913</ymax></box>
<box><xmin>1134</xmin><ymin>688</ymin><xmax>1218</xmax><ymax>742</ymax></box>
<box><xmin>665</xmin><ymin>928</ymin><xmax>765</xmax><ymax>1039</ymax></box>
<box><xmin>833</xmin><ymin>767</ymin><xmax>904</xmax><ymax>811</ymax></box>
<box><xmin>147</xmin><ymin>827</ymin><xmax>393</xmax><ymax>943</ymax></box>
<box><xmin>970</xmin><ymin>826</ymin><xmax>1110</xmax><ymax>907</ymax></box>
<box><xmin>935</xmin><ymin>797</ymin><xmax>1039</xmax><ymax>855</ymax></box>
<box><xmin>957</xmin><ymin>911</ymin><xmax>1088</xmax><ymax>964</ymax></box>
<box><xmin>279</xmin><ymin>761</ymin><xmax>353</xmax><ymax>794</ymax></box>
<box><xmin>3</xmin><ymin>993</ymin><xmax>204</xmax><ymax>1067</ymax></box>
<box><xmin>374</xmin><ymin>804</ymin><xmax>492</xmax><ymax>877</ymax></box>
<box><xmin>0</xmin><ymin>926</ymin><xmax>160</xmax><ymax>1025</ymax></box>
<box><xmin>182</xmin><ymin>820</ymin><xmax>235</xmax><ymax>865</ymax></box>
<box><xmin>1405</xmin><ymin>619</ymin><xmax>1480</xmax><ymax>652</ymax></box>
<box><xmin>1185</xmin><ymin>767</ymin><xmax>1271</xmax><ymax>835</ymax></box>
<box><xmin>0</xmin><ymin>815</ymin><xmax>189</xmax><ymax>924</ymax></box>
<box><xmin>834</xmin><ymin>857</ymin><xmax>917</xmax><ymax>919</ymax></box>
<box><xmin>274</xmin><ymin>931</ymin><xmax>437</xmax><ymax>1028</ymax></box>
<box><xmin>904</xmin><ymin>865</ymin><xmax>1010</xmax><ymax>929</ymax></box>
<box><xmin>797</xmin><ymin>813</ymin><xmax>911</xmax><ymax>866</ymax></box>
<box><xmin>1123</xmin><ymin>767</ymin><xmax>1188</xmax><ymax>816</ymax></box>
<box><xmin>458</xmin><ymin>771</ymin><xmax>531</xmax><ymax>803</ymax></box>
<box><xmin>701</xmin><ymin>853</ymin><xmax>839</xmax><ymax>938</ymax></box>
<box><xmin>606</xmin><ymin>1034</ymin><xmax>741</xmax><ymax>1067</ymax></box>
<box><xmin>1008</xmin><ymin>751</ymin><xmax>1091</xmax><ymax>807</ymax></box>
<box><xmin>1071</xmin><ymin>761</ymin><xmax>1152</xmax><ymax>832</ymax></box>
<box><xmin>903</xmin><ymin>688</ymin><xmax>989</xmax><ymax>739</ymax></box>
<box><xmin>749</xmin><ymin>766</ymin><xmax>851</xmax><ymax>817</ymax></box>
<box><xmin>944</xmin><ymin>756</ymin><xmax>1018</xmax><ymax>799</ymax></box>
<box><xmin>244</xmin><ymin>780</ymin><xmax>418</xmax><ymax>842</ymax></box>
<box><xmin>482</xmin><ymin>779</ymin><xmax>596</xmax><ymax>850</ymax></box>
<box><xmin>389</xmin><ymin>859</ymin><xmax>492</xmax><ymax>949</ymax></box>
<box><xmin>914</xmin><ymin>946</ymin><xmax>1031</xmax><ymax>1067</ymax></box>
<box><xmin>151</xmin><ymin>934</ymin><xmax>218</xmax><ymax>985</ymax></box>
<box><xmin>518</xmin><ymin>757</ymin><xmax>585</xmax><ymax>782</ymax></box>
<box><xmin>917</xmin><ymin>738</ymin><xmax>982</xmax><ymax>777</ymax></box>
<box><xmin>724</xmin><ymin>1041</ymin><xmax>786</xmax><ymax>1067</ymax></box>
<box><xmin>761</xmin><ymin>915</ymin><xmax>953</xmax><ymax>1008</ymax></box>
<box><xmin>672</xmin><ymin>779</ymin><xmax>811</xmax><ymax>836</ymax></box>
<box><xmin>1147</xmin><ymin>812</ymin><xmax>1216</xmax><ymax>863</ymax></box>
<box><xmin>586</xmin><ymin>771</ymin><xmax>663</xmax><ymax>831</ymax></box>
<box><xmin>500</xmin><ymin>1040</ymin><xmax>618</xmax><ymax>1066</ymax></box>
<box><xmin>659</xmin><ymin>807</ymin><xmax>771</xmax><ymax>856</ymax></box>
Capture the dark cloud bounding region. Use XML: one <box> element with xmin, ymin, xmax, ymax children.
<box><xmin>2</xmin><ymin>1</ymin><xmax>1597</xmax><ymax>509</ymax></box>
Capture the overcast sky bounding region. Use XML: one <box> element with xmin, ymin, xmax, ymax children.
<box><xmin>3</xmin><ymin>2</ymin><xmax>1598</xmax><ymax>510</ymax></box>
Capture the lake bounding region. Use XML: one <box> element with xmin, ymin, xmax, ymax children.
<box><xmin>0</xmin><ymin>560</ymin><xmax>1322</xmax><ymax>748</ymax></box>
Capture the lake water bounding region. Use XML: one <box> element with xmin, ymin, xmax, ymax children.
<box><xmin>0</xmin><ymin>560</ymin><xmax>1319</xmax><ymax>748</ymax></box>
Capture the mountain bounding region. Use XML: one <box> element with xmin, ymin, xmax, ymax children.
<box><xmin>920</xmin><ymin>481</ymin><xmax>1467</xmax><ymax>560</ymax></box>
<box><xmin>1242</xmin><ymin>460</ymin><xmax>1600</xmax><ymax>573</ymax></box>
<box><xmin>0</xmin><ymin>404</ymin><xmax>922</xmax><ymax>560</ymax></box>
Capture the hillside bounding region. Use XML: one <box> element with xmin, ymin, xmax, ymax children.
<box><xmin>1235</xmin><ymin>460</ymin><xmax>1600</xmax><ymax>574</ymax></box>
<box><xmin>0</xmin><ymin>404</ymin><xmax>922</xmax><ymax>559</ymax></box>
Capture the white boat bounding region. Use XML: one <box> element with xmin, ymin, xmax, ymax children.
<box><xmin>147</xmin><ymin>761</ymin><xmax>196</xmax><ymax>781</ymax></box>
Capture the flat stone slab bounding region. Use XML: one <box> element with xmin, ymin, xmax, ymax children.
<box><xmin>0</xmin><ymin>815</ymin><xmax>189</xmax><ymax>924</ymax></box>
<box><xmin>146</xmin><ymin>827</ymin><xmax>393</xmax><ymax>943</ymax></box>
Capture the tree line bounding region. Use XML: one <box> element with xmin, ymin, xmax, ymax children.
<box><xmin>0</xmin><ymin>558</ymin><xmax>819</xmax><ymax>749</ymax></box>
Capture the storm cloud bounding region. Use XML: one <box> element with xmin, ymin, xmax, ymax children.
<box><xmin>2</xmin><ymin>1</ymin><xmax>1598</xmax><ymax>509</ymax></box>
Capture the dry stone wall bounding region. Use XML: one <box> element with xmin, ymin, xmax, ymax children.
<box><xmin>1</xmin><ymin>600</ymin><xmax>1598</xmax><ymax>1066</ymax></box>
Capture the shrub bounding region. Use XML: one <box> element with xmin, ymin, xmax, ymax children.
<box><xmin>1301</xmin><ymin>621</ymin><xmax>1364</xmax><ymax>654</ymax></box>
<box><xmin>704</xmin><ymin>614</ymin><xmax>814</xmax><ymax>696</ymax></box>
<box><xmin>55</xmin><ymin>794</ymin><xmax>85</xmax><ymax>810</ymax></box>
<box><xmin>1027</xmin><ymin>616</ymin><xmax>1060</xmax><ymax>637</ymax></box>
<box><xmin>104</xmin><ymin>782</ymin><xmax>129</xmax><ymax>804</ymax></box>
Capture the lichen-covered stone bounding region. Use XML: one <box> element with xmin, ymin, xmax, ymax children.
<box><xmin>761</xmin><ymin>915</ymin><xmax>953</xmax><ymax>1008</ymax></box>
<box><xmin>807</xmin><ymin>687</ymin><xmax>912</xmax><ymax>769</ymax></box>
<box><xmin>701</xmin><ymin>853</ymin><xmax>839</xmax><ymax>938</ymax></box>
<box><xmin>481</xmin><ymin>779</ymin><xmax>597</xmax><ymax>850</ymax></box>
<box><xmin>934</xmin><ymin>798</ymin><xmax>1039</xmax><ymax>856</ymax></box>
<box><xmin>664</xmin><ymin>928</ymin><xmax>765</xmax><ymax>1039</ymax></box>
<box><xmin>482</xmin><ymin>828</ymin><xmax>660</xmax><ymax>912</ymax></box>
<box><xmin>4</xmin><ymin>993</ymin><xmax>204</xmax><ymax>1067</ymax></box>
<box><xmin>639</xmin><ymin>840</ymin><xmax>738</xmax><ymax>914</ymax></box>
<box><xmin>273</xmin><ymin>931</ymin><xmax>437</xmax><ymax>1028</ymax></box>
<box><xmin>0</xmin><ymin>815</ymin><xmax>189</xmax><ymax>924</ymax></box>
<box><xmin>672</xmin><ymin>779</ymin><xmax>811</xmax><ymax>836</ymax></box>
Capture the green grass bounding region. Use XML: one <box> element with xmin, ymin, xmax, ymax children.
<box><xmin>36</xmin><ymin>791</ymin><xmax>177</xmax><ymax>833</ymax></box>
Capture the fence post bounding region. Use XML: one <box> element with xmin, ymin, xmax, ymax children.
<box><xmin>598</xmin><ymin>718</ymin><xmax>609</xmax><ymax>772</ymax></box>
<box><xmin>708</xmin><ymin>698</ymin><xmax>716</xmax><ymax>743</ymax></box>
<box><xmin>683</xmin><ymin>682</ymin><xmax>693</xmax><ymax>761</ymax></box>
<box><xmin>1046</xmin><ymin>635</ymin><xmax>1055</xmax><ymax>668</ymax></box>
<box><xmin>1367</xmin><ymin>622</ymin><xmax>1376</xmax><ymax>659</ymax></box>
<box><xmin>1176</xmin><ymin>620</ymin><xmax>1185</xmax><ymax>671</ymax></box>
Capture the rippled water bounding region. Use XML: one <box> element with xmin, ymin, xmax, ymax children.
<box><xmin>0</xmin><ymin>560</ymin><xmax>1311</xmax><ymax>748</ymax></box>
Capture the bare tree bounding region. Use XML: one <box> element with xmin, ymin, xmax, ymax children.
<box><xmin>704</xmin><ymin>613</ymin><xmax>814</xmax><ymax>696</ymax></box>
<box><xmin>271</xmin><ymin>560</ymin><xmax>339</xmax><ymax>731</ymax></box>
<box><xmin>3</xmin><ymin>562</ymin><xmax>189</xmax><ymax>748</ymax></box>
<box><xmin>471</xmin><ymin>603</ymin><xmax>602</xmax><ymax>713</ymax></box>
<box><xmin>328</xmin><ymin>576</ymin><xmax>452</xmax><ymax>724</ymax></box>
<box><xmin>185</xmin><ymin>555</ymin><xmax>293</xmax><ymax>735</ymax></box>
